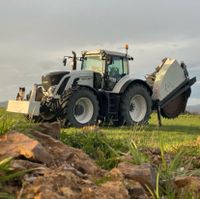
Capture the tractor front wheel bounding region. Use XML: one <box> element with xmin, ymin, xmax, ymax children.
<box><xmin>61</xmin><ymin>87</ymin><xmax>99</xmax><ymax>127</ymax></box>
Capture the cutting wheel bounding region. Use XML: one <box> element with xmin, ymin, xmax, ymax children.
<box><xmin>160</xmin><ymin>88</ymin><xmax>191</xmax><ymax>119</ymax></box>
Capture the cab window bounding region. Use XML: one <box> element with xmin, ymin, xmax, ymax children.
<box><xmin>82</xmin><ymin>56</ymin><xmax>103</xmax><ymax>74</ymax></box>
<box><xmin>107</xmin><ymin>56</ymin><xmax>127</xmax><ymax>80</ymax></box>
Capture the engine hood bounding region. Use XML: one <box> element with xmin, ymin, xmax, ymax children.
<box><xmin>42</xmin><ymin>71</ymin><xmax>70</xmax><ymax>91</ymax></box>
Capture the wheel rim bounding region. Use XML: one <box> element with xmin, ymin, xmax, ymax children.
<box><xmin>129</xmin><ymin>95</ymin><xmax>147</xmax><ymax>122</ymax></box>
<box><xmin>73</xmin><ymin>97</ymin><xmax>94</xmax><ymax>124</ymax></box>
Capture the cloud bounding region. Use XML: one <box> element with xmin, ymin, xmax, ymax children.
<box><xmin>188</xmin><ymin>98</ymin><xmax>200</xmax><ymax>106</ymax></box>
<box><xmin>0</xmin><ymin>0</ymin><xmax>200</xmax><ymax>102</ymax></box>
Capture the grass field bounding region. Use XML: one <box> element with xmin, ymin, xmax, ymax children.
<box><xmin>1</xmin><ymin>108</ymin><xmax>200</xmax><ymax>152</ymax></box>
<box><xmin>1</xmin><ymin>107</ymin><xmax>200</xmax><ymax>167</ymax></box>
<box><xmin>62</xmin><ymin>113</ymin><xmax>200</xmax><ymax>151</ymax></box>
<box><xmin>1</xmin><ymin>108</ymin><xmax>200</xmax><ymax>198</ymax></box>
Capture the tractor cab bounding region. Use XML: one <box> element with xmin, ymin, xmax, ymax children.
<box><xmin>81</xmin><ymin>50</ymin><xmax>133</xmax><ymax>90</ymax></box>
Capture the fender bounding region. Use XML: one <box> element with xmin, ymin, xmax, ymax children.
<box><xmin>112</xmin><ymin>75</ymin><xmax>152</xmax><ymax>95</ymax></box>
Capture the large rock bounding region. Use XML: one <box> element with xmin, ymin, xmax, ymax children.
<box><xmin>37</xmin><ymin>122</ymin><xmax>61</xmax><ymax>139</ymax></box>
<box><xmin>23</xmin><ymin>167</ymin><xmax>130</xmax><ymax>199</ymax></box>
<box><xmin>22</xmin><ymin>166</ymin><xmax>93</xmax><ymax>199</ymax></box>
<box><xmin>30</xmin><ymin>130</ymin><xmax>101</xmax><ymax>175</ymax></box>
<box><xmin>0</xmin><ymin>130</ymin><xmax>155</xmax><ymax>198</ymax></box>
<box><xmin>118</xmin><ymin>162</ymin><xmax>156</xmax><ymax>189</ymax></box>
<box><xmin>106</xmin><ymin>169</ymin><xmax>148</xmax><ymax>199</ymax></box>
<box><xmin>0</xmin><ymin>131</ymin><xmax>53</xmax><ymax>165</ymax></box>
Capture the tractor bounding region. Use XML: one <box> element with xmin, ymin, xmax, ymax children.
<box><xmin>7</xmin><ymin>46</ymin><xmax>196</xmax><ymax>127</ymax></box>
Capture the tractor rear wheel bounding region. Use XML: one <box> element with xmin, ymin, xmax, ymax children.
<box><xmin>120</xmin><ymin>84</ymin><xmax>152</xmax><ymax>125</ymax></box>
<box><xmin>61</xmin><ymin>87</ymin><xmax>99</xmax><ymax>127</ymax></box>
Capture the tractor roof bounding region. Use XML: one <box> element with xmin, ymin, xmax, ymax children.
<box><xmin>82</xmin><ymin>49</ymin><xmax>132</xmax><ymax>59</ymax></box>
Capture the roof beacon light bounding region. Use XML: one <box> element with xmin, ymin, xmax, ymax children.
<box><xmin>125</xmin><ymin>44</ymin><xmax>129</xmax><ymax>55</ymax></box>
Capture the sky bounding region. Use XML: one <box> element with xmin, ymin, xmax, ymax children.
<box><xmin>0</xmin><ymin>0</ymin><xmax>199</xmax><ymax>105</ymax></box>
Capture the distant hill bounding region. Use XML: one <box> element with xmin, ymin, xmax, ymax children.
<box><xmin>186</xmin><ymin>104</ymin><xmax>200</xmax><ymax>114</ymax></box>
<box><xmin>0</xmin><ymin>101</ymin><xmax>7</xmax><ymax>108</ymax></box>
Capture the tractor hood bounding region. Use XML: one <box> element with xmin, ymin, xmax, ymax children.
<box><xmin>42</xmin><ymin>71</ymin><xmax>70</xmax><ymax>91</ymax></box>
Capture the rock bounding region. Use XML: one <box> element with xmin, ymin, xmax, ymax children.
<box><xmin>174</xmin><ymin>176</ymin><xmax>191</xmax><ymax>187</ymax></box>
<box><xmin>1</xmin><ymin>130</ymin><xmax>156</xmax><ymax>198</ymax></box>
<box><xmin>174</xmin><ymin>176</ymin><xmax>200</xmax><ymax>191</ymax></box>
<box><xmin>37</xmin><ymin>122</ymin><xmax>61</xmax><ymax>139</ymax></box>
<box><xmin>11</xmin><ymin>159</ymin><xmax>45</xmax><ymax>170</ymax></box>
<box><xmin>0</xmin><ymin>131</ymin><xmax>53</xmax><ymax>165</ymax></box>
<box><xmin>34</xmin><ymin>189</ymin><xmax>66</xmax><ymax>199</ymax></box>
<box><xmin>30</xmin><ymin>130</ymin><xmax>101</xmax><ymax>175</ymax></box>
<box><xmin>174</xmin><ymin>176</ymin><xmax>200</xmax><ymax>198</ymax></box>
<box><xmin>125</xmin><ymin>180</ymin><xmax>149</xmax><ymax>199</ymax></box>
<box><xmin>151</xmin><ymin>155</ymin><xmax>162</xmax><ymax>166</ymax></box>
<box><xmin>118</xmin><ymin>162</ymin><xmax>156</xmax><ymax>189</ymax></box>
<box><xmin>150</xmin><ymin>148</ymin><xmax>161</xmax><ymax>155</ymax></box>
<box><xmin>81</xmin><ymin>181</ymin><xmax>129</xmax><ymax>199</ymax></box>
<box><xmin>22</xmin><ymin>168</ymin><xmax>91</xmax><ymax>199</ymax></box>
<box><xmin>60</xmin><ymin>187</ymin><xmax>79</xmax><ymax>198</ymax></box>
<box><xmin>106</xmin><ymin>168</ymin><xmax>124</xmax><ymax>181</ymax></box>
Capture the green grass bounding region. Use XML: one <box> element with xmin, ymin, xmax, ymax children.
<box><xmin>61</xmin><ymin>114</ymin><xmax>200</xmax><ymax>152</ymax></box>
<box><xmin>60</xmin><ymin>113</ymin><xmax>200</xmax><ymax>198</ymax></box>
<box><xmin>1</xmin><ymin>108</ymin><xmax>200</xmax><ymax>198</ymax></box>
<box><xmin>1</xmin><ymin>107</ymin><xmax>200</xmax><ymax>155</ymax></box>
<box><xmin>0</xmin><ymin>108</ymin><xmax>36</xmax><ymax>135</ymax></box>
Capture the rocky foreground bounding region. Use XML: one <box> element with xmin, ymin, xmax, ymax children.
<box><xmin>0</xmin><ymin>123</ymin><xmax>200</xmax><ymax>199</ymax></box>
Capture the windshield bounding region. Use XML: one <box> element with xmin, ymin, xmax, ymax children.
<box><xmin>82</xmin><ymin>56</ymin><xmax>103</xmax><ymax>73</ymax></box>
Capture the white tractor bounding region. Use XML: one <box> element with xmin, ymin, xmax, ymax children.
<box><xmin>7</xmin><ymin>47</ymin><xmax>196</xmax><ymax>127</ymax></box>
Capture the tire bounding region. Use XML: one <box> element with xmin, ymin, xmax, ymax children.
<box><xmin>120</xmin><ymin>84</ymin><xmax>152</xmax><ymax>125</ymax></box>
<box><xmin>112</xmin><ymin>118</ymin><xmax>125</xmax><ymax>126</ymax></box>
<box><xmin>61</xmin><ymin>87</ymin><xmax>99</xmax><ymax>127</ymax></box>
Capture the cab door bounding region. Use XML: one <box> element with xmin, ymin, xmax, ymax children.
<box><xmin>104</xmin><ymin>56</ymin><xmax>128</xmax><ymax>91</ymax></box>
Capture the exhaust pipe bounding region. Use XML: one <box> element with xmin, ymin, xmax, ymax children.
<box><xmin>72</xmin><ymin>51</ymin><xmax>77</xmax><ymax>70</ymax></box>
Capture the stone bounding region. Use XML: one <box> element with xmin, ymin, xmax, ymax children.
<box><xmin>81</xmin><ymin>181</ymin><xmax>130</xmax><ymax>199</ymax></box>
<box><xmin>125</xmin><ymin>180</ymin><xmax>149</xmax><ymax>199</ymax></box>
<box><xmin>150</xmin><ymin>148</ymin><xmax>161</xmax><ymax>155</ymax></box>
<box><xmin>30</xmin><ymin>130</ymin><xmax>101</xmax><ymax>175</ymax></box>
<box><xmin>106</xmin><ymin>168</ymin><xmax>124</xmax><ymax>181</ymax></box>
<box><xmin>22</xmin><ymin>168</ymin><xmax>90</xmax><ymax>199</ymax></box>
<box><xmin>173</xmin><ymin>176</ymin><xmax>200</xmax><ymax>198</ymax></box>
<box><xmin>0</xmin><ymin>131</ymin><xmax>53</xmax><ymax>165</ymax></box>
<box><xmin>60</xmin><ymin>187</ymin><xmax>79</xmax><ymax>198</ymax></box>
<box><xmin>11</xmin><ymin>159</ymin><xmax>44</xmax><ymax>170</ymax></box>
<box><xmin>152</xmin><ymin>155</ymin><xmax>162</xmax><ymax>166</ymax></box>
<box><xmin>174</xmin><ymin>176</ymin><xmax>200</xmax><ymax>191</ymax></box>
<box><xmin>34</xmin><ymin>189</ymin><xmax>65</xmax><ymax>199</ymax></box>
<box><xmin>37</xmin><ymin>122</ymin><xmax>61</xmax><ymax>139</ymax></box>
<box><xmin>1</xmin><ymin>130</ymin><xmax>156</xmax><ymax>198</ymax></box>
<box><xmin>118</xmin><ymin>162</ymin><xmax>156</xmax><ymax>189</ymax></box>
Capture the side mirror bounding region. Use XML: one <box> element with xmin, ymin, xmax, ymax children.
<box><xmin>129</xmin><ymin>57</ymin><xmax>134</xmax><ymax>61</ymax></box>
<box><xmin>63</xmin><ymin>58</ymin><xmax>67</xmax><ymax>66</ymax></box>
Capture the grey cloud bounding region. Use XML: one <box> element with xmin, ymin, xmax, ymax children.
<box><xmin>0</xmin><ymin>0</ymin><xmax>200</xmax><ymax>104</ymax></box>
